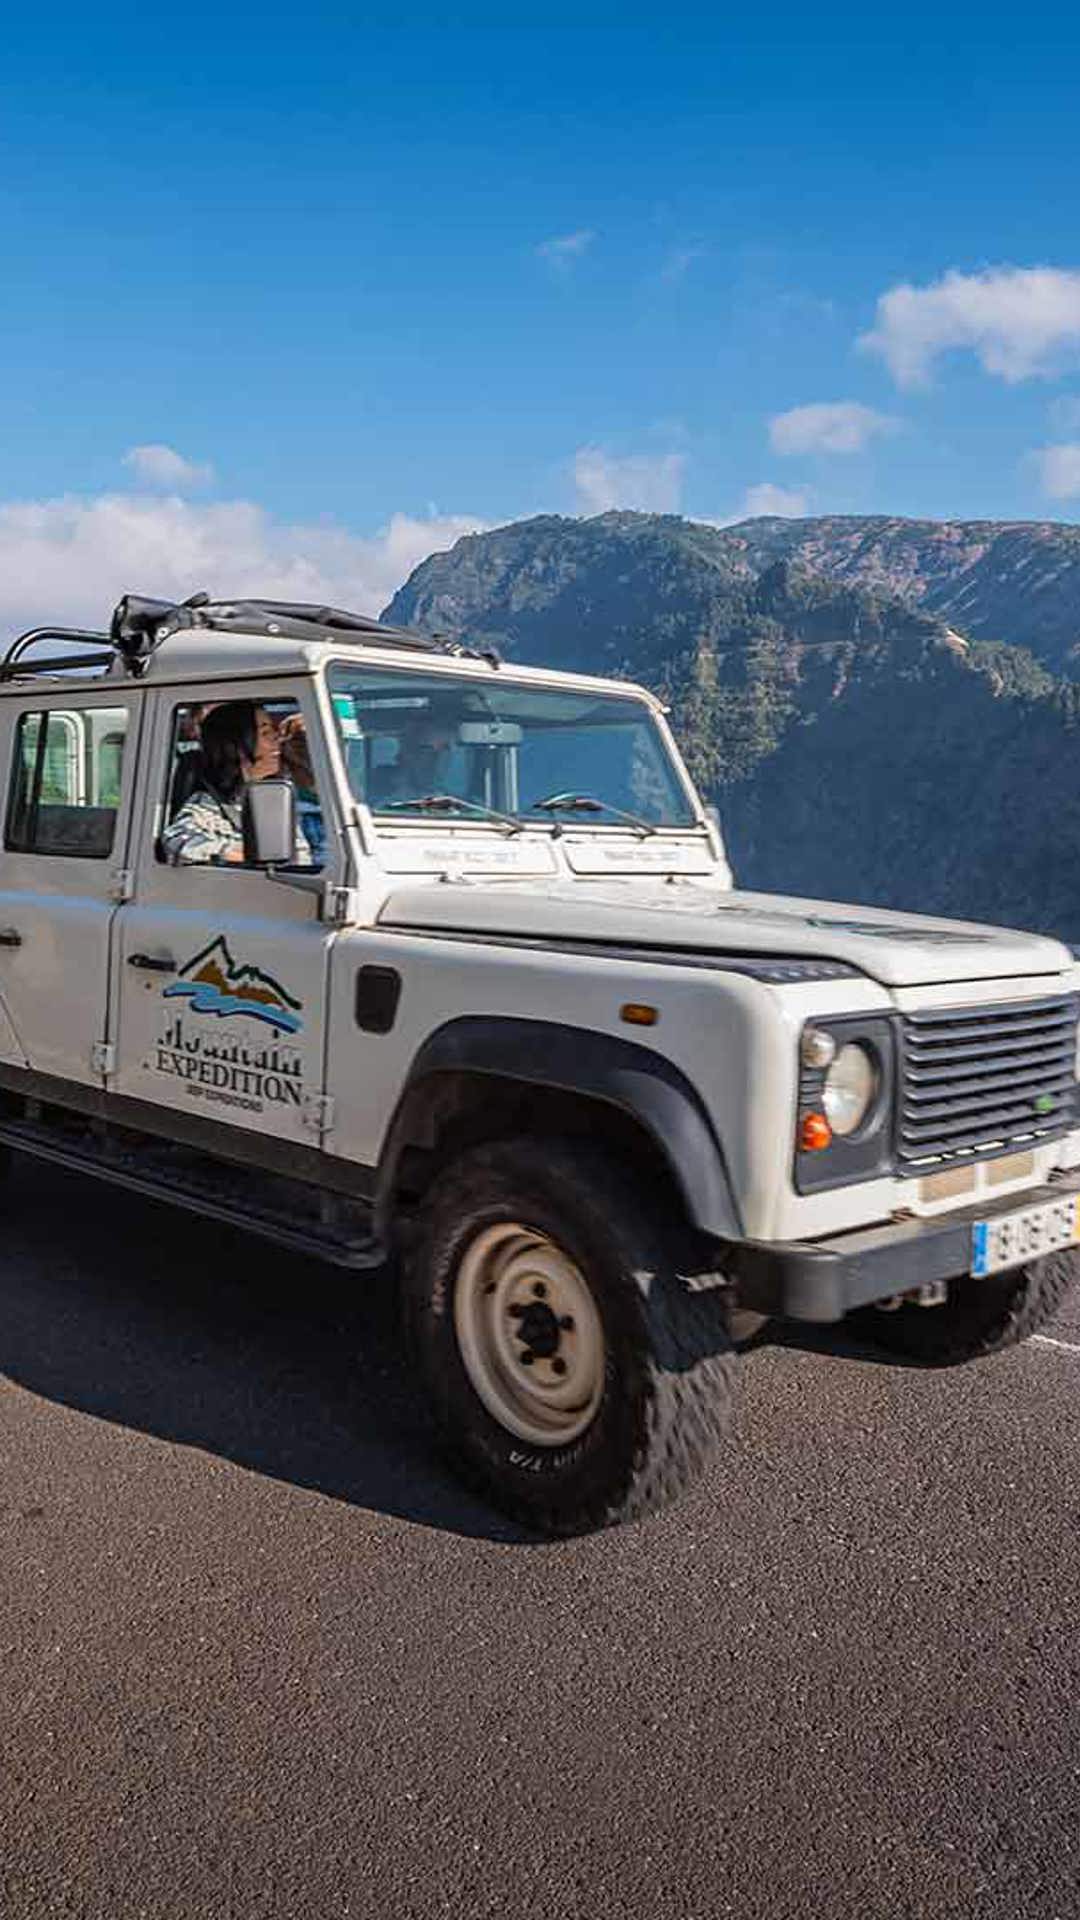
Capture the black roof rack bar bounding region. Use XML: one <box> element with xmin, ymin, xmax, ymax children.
<box><xmin>1</xmin><ymin>594</ymin><xmax>501</xmax><ymax>683</ymax></box>
<box><xmin>116</xmin><ymin>595</ymin><xmax>501</xmax><ymax>668</ymax></box>
<box><xmin>0</xmin><ymin>649</ymin><xmax>117</xmax><ymax>682</ymax></box>
<box><xmin>0</xmin><ymin>627</ymin><xmax>115</xmax><ymax>681</ymax></box>
<box><xmin>239</xmin><ymin>600</ymin><xmax>435</xmax><ymax>641</ymax></box>
<box><xmin>185</xmin><ymin>599</ymin><xmax>448</xmax><ymax>653</ymax></box>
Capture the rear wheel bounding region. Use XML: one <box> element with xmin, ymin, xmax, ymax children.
<box><xmin>850</xmin><ymin>1246</ymin><xmax>1080</xmax><ymax>1366</ymax></box>
<box><xmin>403</xmin><ymin>1137</ymin><xmax>738</xmax><ymax>1535</ymax></box>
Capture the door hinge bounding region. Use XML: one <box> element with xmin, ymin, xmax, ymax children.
<box><xmin>110</xmin><ymin>868</ymin><xmax>135</xmax><ymax>903</ymax></box>
<box><xmin>322</xmin><ymin>886</ymin><xmax>360</xmax><ymax>926</ymax></box>
<box><xmin>303</xmin><ymin>1093</ymin><xmax>335</xmax><ymax>1135</ymax></box>
<box><xmin>92</xmin><ymin>1041</ymin><xmax>116</xmax><ymax>1076</ymax></box>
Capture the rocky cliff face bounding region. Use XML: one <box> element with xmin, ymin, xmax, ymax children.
<box><xmin>719</xmin><ymin>515</ymin><xmax>1080</xmax><ymax>672</ymax></box>
<box><xmin>384</xmin><ymin>511</ymin><xmax>1080</xmax><ymax>941</ymax></box>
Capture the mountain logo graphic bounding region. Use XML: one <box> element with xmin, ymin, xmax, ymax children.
<box><xmin>163</xmin><ymin>936</ymin><xmax>304</xmax><ymax>1033</ymax></box>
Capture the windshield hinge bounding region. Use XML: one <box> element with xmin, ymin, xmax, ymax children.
<box><xmin>92</xmin><ymin>1041</ymin><xmax>116</xmax><ymax>1077</ymax></box>
<box><xmin>303</xmin><ymin>1093</ymin><xmax>335</xmax><ymax>1135</ymax></box>
<box><xmin>110</xmin><ymin>867</ymin><xmax>135</xmax><ymax>903</ymax></box>
<box><xmin>322</xmin><ymin>886</ymin><xmax>360</xmax><ymax>926</ymax></box>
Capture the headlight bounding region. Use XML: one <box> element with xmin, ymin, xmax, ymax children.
<box><xmin>823</xmin><ymin>1042</ymin><xmax>879</xmax><ymax>1138</ymax></box>
<box><xmin>795</xmin><ymin>1016</ymin><xmax>894</xmax><ymax>1192</ymax></box>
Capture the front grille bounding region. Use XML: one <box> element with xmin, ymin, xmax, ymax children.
<box><xmin>898</xmin><ymin>994</ymin><xmax>1079</xmax><ymax>1168</ymax></box>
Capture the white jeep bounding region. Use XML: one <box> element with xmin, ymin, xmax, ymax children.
<box><xmin>1</xmin><ymin>593</ymin><xmax>1077</xmax><ymax>1534</ymax></box>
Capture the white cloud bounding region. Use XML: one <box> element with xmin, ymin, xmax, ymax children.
<box><xmin>732</xmin><ymin>482</ymin><xmax>810</xmax><ymax>520</ymax></box>
<box><xmin>123</xmin><ymin>443</ymin><xmax>215</xmax><ymax>491</ymax></box>
<box><xmin>536</xmin><ymin>229</ymin><xmax>595</xmax><ymax>268</ymax></box>
<box><xmin>0</xmin><ymin>492</ymin><xmax>485</xmax><ymax>641</ymax></box>
<box><xmin>769</xmin><ymin>401</ymin><xmax>896</xmax><ymax>456</ymax></box>
<box><xmin>860</xmin><ymin>266</ymin><xmax>1080</xmax><ymax>388</ymax></box>
<box><xmin>573</xmin><ymin>445</ymin><xmax>685</xmax><ymax>514</ymax></box>
<box><xmin>1030</xmin><ymin>443</ymin><xmax>1080</xmax><ymax>500</ymax></box>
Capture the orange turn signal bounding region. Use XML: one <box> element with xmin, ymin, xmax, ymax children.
<box><xmin>620</xmin><ymin>1003</ymin><xmax>658</xmax><ymax>1027</ymax></box>
<box><xmin>800</xmin><ymin>1112</ymin><xmax>833</xmax><ymax>1153</ymax></box>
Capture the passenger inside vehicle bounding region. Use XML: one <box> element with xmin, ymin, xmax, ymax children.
<box><xmin>367</xmin><ymin>711</ymin><xmax>456</xmax><ymax>808</ymax></box>
<box><xmin>161</xmin><ymin>701</ymin><xmax>309</xmax><ymax>866</ymax></box>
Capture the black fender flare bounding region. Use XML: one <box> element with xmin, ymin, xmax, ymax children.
<box><xmin>374</xmin><ymin>1016</ymin><xmax>741</xmax><ymax>1240</ymax></box>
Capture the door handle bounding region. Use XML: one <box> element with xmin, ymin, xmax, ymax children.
<box><xmin>128</xmin><ymin>953</ymin><xmax>176</xmax><ymax>973</ymax></box>
<box><xmin>0</xmin><ymin>928</ymin><xmax>22</xmax><ymax>948</ymax></box>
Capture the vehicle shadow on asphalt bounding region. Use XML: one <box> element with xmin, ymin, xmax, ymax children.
<box><xmin>0</xmin><ymin>1159</ymin><xmax>534</xmax><ymax>1545</ymax></box>
<box><xmin>752</xmin><ymin>1317</ymin><xmax>941</xmax><ymax>1369</ymax></box>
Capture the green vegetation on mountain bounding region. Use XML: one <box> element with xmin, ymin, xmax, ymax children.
<box><xmin>385</xmin><ymin>511</ymin><xmax>1080</xmax><ymax>942</ymax></box>
<box><xmin>723</xmin><ymin>514</ymin><xmax>1080</xmax><ymax>672</ymax></box>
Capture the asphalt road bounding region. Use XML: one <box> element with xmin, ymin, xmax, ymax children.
<box><xmin>3</xmin><ymin>1160</ymin><xmax>1080</xmax><ymax>1920</ymax></box>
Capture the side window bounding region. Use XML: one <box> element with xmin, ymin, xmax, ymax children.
<box><xmin>5</xmin><ymin>706</ymin><xmax>130</xmax><ymax>858</ymax></box>
<box><xmin>158</xmin><ymin>696</ymin><xmax>324</xmax><ymax>871</ymax></box>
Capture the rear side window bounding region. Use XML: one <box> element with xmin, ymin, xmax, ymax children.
<box><xmin>5</xmin><ymin>706</ymin><xmax>130</xmax><ymax>858</ymax></box>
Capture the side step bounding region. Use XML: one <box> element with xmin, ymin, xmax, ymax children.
<box><xmin>0</xmin><ymin>1113</ymin><xmax>386</xmax><ymax>1269</ymax></box>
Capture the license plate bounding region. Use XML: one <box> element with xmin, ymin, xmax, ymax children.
<box><xmin>971</xmin><ymin>1196</ymin><xmax>1080</xmax><ymax>1277</ymax></box>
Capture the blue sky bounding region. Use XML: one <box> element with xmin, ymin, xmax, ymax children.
<box><xmin>1</xmin><ymin>0</ymin><xmax>1079</xmax><ymax>631</ymax></box>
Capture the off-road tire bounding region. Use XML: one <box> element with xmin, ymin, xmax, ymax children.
<box><xmin>850</xmin><ymin>1245</ymin><xmax>1080</xmax><ymax>1367</ymax></box>
<box><xmin>403</xmin><ymin>1137</ymin><xmax>738</xmax><ymax>1536</ymax></box>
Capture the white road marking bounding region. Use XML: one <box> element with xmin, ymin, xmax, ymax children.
<box><xmin>1031</xmin><ymin>1333</ymin><xmax>1080</xmax><ymax>1355</ymax></box>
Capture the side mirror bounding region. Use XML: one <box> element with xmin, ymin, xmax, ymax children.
<box><xmin>242</xmin><ymin>778</ymin><xmax>296</xmax><ymax>867</ymax></box>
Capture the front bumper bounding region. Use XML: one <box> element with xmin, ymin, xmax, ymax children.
<box><xmin>727</xmin><ymin>1172</ymin><xmax>1080</xmax><ymax>1324</ymax></box>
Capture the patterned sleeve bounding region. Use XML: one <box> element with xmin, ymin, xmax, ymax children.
<box><xmin>161</xmin><ymin>792</ymin><xmax>243</xmax><ymax>866</ymax></box>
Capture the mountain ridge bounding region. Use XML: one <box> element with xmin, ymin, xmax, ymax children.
<box><xmin>386</xmin><ymin>508</ymin><xmax>1080</xmax><ymax>672</ymax></box>
<box><xmin>384</xmin><ymin>511</ymin><xmax>1080</xmax><ymax>941</ymax></box>
<box><xmin>717</xmin><ymin>513</ymin><xmax>1080</xmax><ymax>670</ymax></box>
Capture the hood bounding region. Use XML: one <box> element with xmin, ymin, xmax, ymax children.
<box><xmin>377</xmin><ymin>879</ymin><xmax>1072</xmax><ymax>989</ymax></box>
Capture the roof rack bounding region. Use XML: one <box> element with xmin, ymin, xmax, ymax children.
<box><xmin>0</xmin><ymin>627</ymin><xmax>115</xmax><ymax>682</ymax></box>
<box><xmin>0</xmin><ymin>593</ymin><xmax>500</xmax><ymax>683</ymax></box>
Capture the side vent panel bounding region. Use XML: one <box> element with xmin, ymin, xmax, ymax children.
<box><xmin>355</xmin><ymin>966</ymin><xmax>402</xmax><ymax>1036</ymax></box>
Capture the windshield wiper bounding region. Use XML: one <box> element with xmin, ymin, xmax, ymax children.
<box><xmin>380</xmin><ymin>793</ymin><xmax>522</xmax><ymax>835</ymax></box>
<box><xmin>530</xmin><ymin>791</ymin><xmax>657</xmax><ymax>838</ymax></box>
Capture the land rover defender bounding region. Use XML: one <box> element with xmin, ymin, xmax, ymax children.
<box><xmin>0</xmin><ymin>593</ymin><xmax>1077</xmax><ymax>1534</ymax></box>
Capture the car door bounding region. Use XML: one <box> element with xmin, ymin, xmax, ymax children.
<box><xmin>112</xmin><ymin>680</ymin><xmax>337</xmax><ymax>1147</ymax></box>
<box><xmin>0</xmin><ymin>688</ymin><xmax>143</xmax><ymax>1086</ymax></box>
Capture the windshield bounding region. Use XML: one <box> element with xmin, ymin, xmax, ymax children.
<box><xmin>326</xmin><ymin>665</ymin><xmax>698</xmax><ymax>828</ymax></box>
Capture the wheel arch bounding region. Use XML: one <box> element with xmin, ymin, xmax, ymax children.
<box><xmin>373</xmin><ymin>1015</ymin><xmax>741</xmax><ymax>1242</ymax></box>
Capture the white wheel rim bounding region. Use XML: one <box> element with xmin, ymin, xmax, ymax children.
<box><xmin>453</xmin><ymin>1222</ymin><xmax>606</xmax><ymax>1447</ymax></box>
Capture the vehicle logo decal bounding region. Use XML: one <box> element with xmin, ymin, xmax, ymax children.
<box><xmin>148</xmin><ymin>1013</ymin><xmax>305</xmax><ymax>1116</ymax></box>
<box><xmin>163</xmin><ymin>936</ymin><xmax>303</xmax><ymax>1034</ymax></box>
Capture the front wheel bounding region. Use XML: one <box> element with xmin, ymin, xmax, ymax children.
<box><xmin>403</xmin><ymin>1138</ymin><xmax>738</xmax><ymax>1536</ymax></box>
<box><xmin>850</xmin><ymin>1245</ymin><xmax>1080</xmax><ymax>1367</ymax></box>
